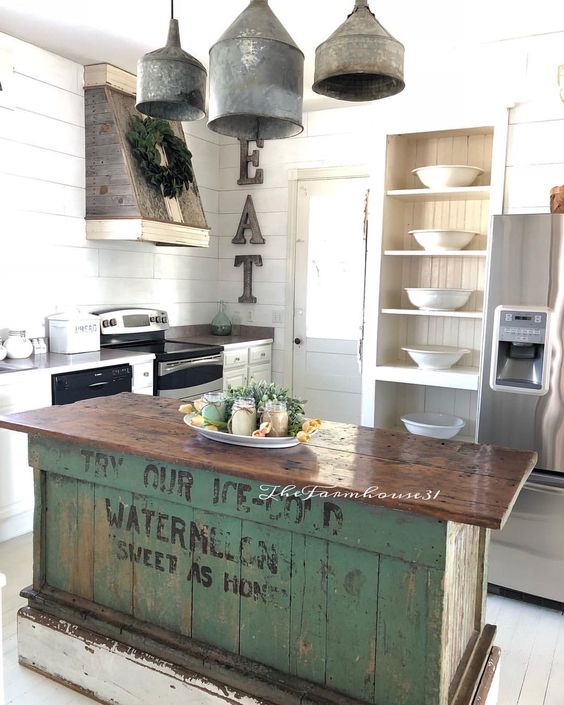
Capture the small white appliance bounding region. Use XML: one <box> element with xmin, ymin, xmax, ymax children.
<box><xmin>48</xmin><ymin>312</ymin><xmax>100</xmax><ymax>354</ymax></box>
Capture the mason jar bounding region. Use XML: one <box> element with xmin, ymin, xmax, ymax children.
<box><xmin>230</xmin><ymin>397</ymin><xmax>257</xmax><ymax>436</ymax></box>
<box><xmin>202</xmin><ymin>391</ymin><xmax>228</xmax><ymax>423</ymax></box>
<box><xmin>261</xmin><ymin>400</ymin><xmax>289</xmax><ymax>437</ymax></box>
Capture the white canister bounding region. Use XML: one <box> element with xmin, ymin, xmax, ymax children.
<box><xmin>4</xmin><ymin>331</ymin><xmax>33</xmax><ymax>359</ymax></box>
<box><xmin>230</xmin><ymin>397</ymin><xmax>257</xmax><ymax>437</ymax></box>
<box><xmin>48</xmin><ymin>311</ymin><xmax>100</xmax><ymax>354</ymax></box>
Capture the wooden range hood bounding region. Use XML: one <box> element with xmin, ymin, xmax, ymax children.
<box><xmin>84</xmin><ymin>64</ymin><xmax>210</xmax><ymax>247</ymax></box>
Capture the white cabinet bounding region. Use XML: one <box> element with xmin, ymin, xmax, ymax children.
<box><xmin>248</xmin><ymin>363</ymin><xmax>271</xmax><ymax>383</ymax></box>
<box><xmin>223</xmin><ymin>343</ymin><xmax>272</xmax><ymax>390</ymax></box>
<box><xmin>0</xmin><ymin>374</ymin><xmax>51</xmax><ymax>542</ymax></box>
<box><xmin>363</xmin><ymin>123</ymin><xmax>505</xmax><ymax>439</ymax></box>
<box><xmin>224</xmin><ymin>368</ymin><xmax>248</xmax><ymax>390</ymax></box>
<box><xmin>131</xmin><ymin>360</ymin><xmax>154</xmax><ymax>395</ymax></box>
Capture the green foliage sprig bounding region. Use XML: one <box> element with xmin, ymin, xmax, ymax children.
<box><xmin>127</xmin><ymin>116</ymin><xmax>193</xmax><ymax>199</ymax></box>
<box><xmin>224</xmin><ymin>380</ymin><xmax>307</xmax><ymax>437</ymax></box>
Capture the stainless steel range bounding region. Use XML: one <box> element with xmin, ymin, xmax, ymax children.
<box><xmin>94</xmin><ymin>308</ymin><xmax>223</xmax><ymax>401</ymax></box>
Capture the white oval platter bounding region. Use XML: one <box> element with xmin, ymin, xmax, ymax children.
<box><xmin>183</xmin><ymin>415</ymin><xmax>301</xmax><ymax>448</ymax></box>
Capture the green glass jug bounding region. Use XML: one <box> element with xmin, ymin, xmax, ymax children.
<box><xmin>211</xmin><ymin>300</ymin><xmax>232</xmax><ymax>336</ymax></box>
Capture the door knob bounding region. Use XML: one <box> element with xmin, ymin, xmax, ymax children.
<box><xmin>294</xmin><ymin>338</ymin><xmax>302</xmax><ymax>345</ymax></box>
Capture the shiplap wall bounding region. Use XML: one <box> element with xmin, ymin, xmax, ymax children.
<box><xmin>0</xmin><ymin>32</ymin><xmax>220</xmax><ymax>338</ymax></box>
<box><xmin>1</xmin><ymin>28</ymin><xmax>563</xmax><ymax>379</ymax></box>
<box><xmin>218</xmin><ymin>31</ymin><xmax>564</xmax><ymax>389</ymax></box>
<box><xmin>218</xmin><ymin>113</ymin><xmax>371</xmax><ymax>387</ymax></box>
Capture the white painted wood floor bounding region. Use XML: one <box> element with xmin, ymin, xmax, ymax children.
<box><xmin>1</xmin><ymin>533</ymin><xmax>564</xmax><ymax>705</ymax></box>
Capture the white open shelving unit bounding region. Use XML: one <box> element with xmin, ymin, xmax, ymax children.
<box><xmin>365</xmin><ymin>122</ymin><xmax>507</xmax><ymax>440</ymax></box>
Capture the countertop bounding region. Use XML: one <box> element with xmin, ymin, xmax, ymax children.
<box><xmin>0</xmin><ymin>326</ymin><xmax>274</xmax><ymax>384</ymax></box>
<box><xmin>0</xmin><ymin>392</ymin><xmax>537</xmax><ymax>529</ymax></box>
<box><xmin>167</xmin><ymin>324</ymin><xmax>274</xmax><ymax>348</ymax></box>
<box><xmin>169</xmin><ymin>334</ymin><xmax>273</xmax><ymax>347</ymax></box>
<box><xmin>0</xmin><ymin>349</ymin><xmax>155</xmax><ymax>385</ymax></box>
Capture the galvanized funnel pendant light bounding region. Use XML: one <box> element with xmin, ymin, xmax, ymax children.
<box><xmin>313</xmin><ymin>0</ymin><xmax>405</xmax><ymax>102</ymax></box>
<box><xmin>208</xmin><ymin>0</ymin><xmax>304</xmax><ymax>140</ymax></box>
<box><xmin>136</xmin><ymin>0</ymin><xmax>207</xmax><ymax>121</ymax></box>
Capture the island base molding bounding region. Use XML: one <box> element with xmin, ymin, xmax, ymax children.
<box><xmin>18</xmin><ymin>586</ymin><xmax>500</xmax><ymax>705</ymax></box>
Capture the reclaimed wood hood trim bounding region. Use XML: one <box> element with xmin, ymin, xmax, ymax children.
<box><xmin>84</xmin><ymin>63</ymin><xmax>210</xmax><ymax>248</ymax></box>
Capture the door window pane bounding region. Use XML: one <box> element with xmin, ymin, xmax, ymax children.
<box><xmin>306</xmin><ymin>187</ymin><xmax>366</xmax><ymax>340</ymax></box>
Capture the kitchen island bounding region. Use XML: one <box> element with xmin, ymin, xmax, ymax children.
<box><xmin>0</xmin><ymin>393</ymin><xmax>535</xmax><ymax>705</ymax></box>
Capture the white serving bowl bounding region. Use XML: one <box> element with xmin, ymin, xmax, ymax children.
<box><xmin>400</xmin><ymin>412</ymin><xmax>465</xmax><ymax>439</ymax></box>
<box><xmin>405</xmin><ymin>287</ymin><xmax>473</xmax><ymax>311</ymax></box>
<box><xmin>409</xmin><ymin>229</ymin><xmax>476</xmax><ymax>251</ymax></box>
<box><xmin>401</xmin><ymin>344</ymin><xmax>471</xmax><ymax>370</ymax></box>
<box><xmin>412</xmin><ymin>165</ymin><xmax>483</xmax><ymax>189</ymax></box>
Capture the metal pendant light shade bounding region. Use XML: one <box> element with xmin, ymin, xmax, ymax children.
<box><xmin>136</xmin><ymin>18</ymin><xmax>207</xmax><ymax>121</ymax></box>
<box><xmin>313</xmin><ymin>0</ymin><xmax>405</xmax><ymax>102</ymax></box>
<box><xmin>208</xmin><ymin>0</ymin><xmax>304</xmax><ymax>140</ymax></box>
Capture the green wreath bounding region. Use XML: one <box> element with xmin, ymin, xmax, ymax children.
<box><xmin>127</xmin><ymin>116</ymin><xmax>194</xmax><ymax>199</ymax></box>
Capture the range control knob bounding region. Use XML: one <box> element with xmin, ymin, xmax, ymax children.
<box><xmin>156</xmin><ymin>316</ymin><xmax>162</xmax><ymax>323</ymax></box>
<box><xmin>102</xmin><ymin>320</ymin><xmax>110</xmax><ymax>328</ymax></box>
<box><xmin>110</xmin><ymin>318</ymin><xmax>117</xmax><ymax>326</ymax></box>
<box><xmin>162</xmin><ymin>316</ymin><xmax>168</xmax><ymax>323</ymax></box>
<box><xmin>150</xmin><ymin>316</ymin><xmax>156</xmax><ymax>323</ymax></box>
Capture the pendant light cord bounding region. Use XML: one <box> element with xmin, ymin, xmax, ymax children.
<box><xmin>171</xmin><ymin>0</ymin><xmax>174</xmax><ymax>20</ymax></box>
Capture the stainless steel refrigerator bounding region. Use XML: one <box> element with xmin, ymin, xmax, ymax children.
<box><xmin>477</xmin><ymin>214</ymin><xmax>564</xmax><ymax>602</ymax></box>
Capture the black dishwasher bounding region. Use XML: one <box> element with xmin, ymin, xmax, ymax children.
<box><xmin>52</xmin><ymin>365</ymin><xmax>132</xmax><ymax>405</ymax></box>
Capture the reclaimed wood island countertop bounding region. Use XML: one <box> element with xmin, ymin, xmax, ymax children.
<box><xmin>0</xmin><ymin>393</ymin><xmax>536</xmax><ymax>705</ymax></box>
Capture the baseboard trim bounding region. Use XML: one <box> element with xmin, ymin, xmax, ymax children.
<box><xmin>0</xmin><ymin>508</ymin><xmax>33</xmax><ymax>543</ymax></box>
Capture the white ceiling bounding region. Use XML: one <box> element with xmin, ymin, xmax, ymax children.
<box><xmin>1</xmin><ymin>0</ymin><xmax>564</xmax><ymax>109</ymax></box>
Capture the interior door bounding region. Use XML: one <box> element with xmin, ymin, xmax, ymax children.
<box><xmin>292</xmin><ymin>176</ymin><xmax>369</xmax><ymax>424</ymax></box>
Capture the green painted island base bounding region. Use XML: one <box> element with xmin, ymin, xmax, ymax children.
<box><xmin>18</xmin><ymin>431</ymin><xmax>504</xmax><ymax>705</ymax></box>
<box><xmin>17</xmin><ymin>593</ymin><xmax>500</xmax><ymax>705</ymax></box>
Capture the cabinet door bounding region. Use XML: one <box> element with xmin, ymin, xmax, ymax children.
<box><xmin>249</xmin><ymin>345</ymin><xmax>272</xmax><ymax>365</ymax></box>
<box><xmin>224</xmin><ymin>348</ymin><xmax>249</xmax><ymax>369</ymax></box>
<box><xmin>224</xmin><ymin>368</ymin><xmax>247</xmax><ymax>391</ymax></box>
<box><xmin>0</xmin><ymin>376</ymin><xmax>52</xmax><ymax>537</ymax></box>
<box><xmin>248</xmin><ymin>363</ymin><xmax>271</xmax><ymax>384</ymax></box>
<box><xmin>132</xmin><ymin>361</ymin><xmax>153</xmax><ymax>390</ymax></box>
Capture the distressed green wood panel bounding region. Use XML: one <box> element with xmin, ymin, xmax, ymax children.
<box><xmin>29</xmin><ymin>437</ymin><xmax>447</xmax><ymax>568</ymax></box>
<box><xmin>191</xmin><ymin>509</ymin><xmax>242</xmax><ymax>651</ymax></box>
<box><xmin>131</xmin><ymin>495</ymin><xmax>194</xmax><ymax>637</ymax></box>
<box><xmin>374</xmin><ymin>558</ymin><xmax>444</xmax><ymax>705</ymax></box>
<box><xmin>326</xmin><ymin>543</ymin><xmax>379</xmax><ymax>703</ymax></box>
<box><xmin>75</xmin><ymin>480</ymin><xmax>95</xmax><ymax>600</ymax></box>
<box><xmin>93</xmin><ymin>485</ymin><xmax>133</xmax><ymax>614</ymax></box>
<box><xmin>289</xmin><ymin>534</ymin><xmax>327</xmax><ymax>683</ymax></box>
<box><xmin>45</xmin><ymin>473</ymin><xmax>77</xmax><ymax>592</ymax></box>
<box><xmin>424</xmin><ymin>568</ymin><xmax>445</xmax><ymax>705</ymax></box>
<box><xmin>239</xmin><ymin>521</ymin><xmax>292</xmax><ymax>672</ymax></box>
<box><xmin>32</xmin><ymin>468</ymin><xmax>46</xmax><ymax>590</ymax></box>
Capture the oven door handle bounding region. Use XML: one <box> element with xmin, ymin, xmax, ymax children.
<box><xmin>160</xmin><ymin>356</ymin><xmax>223</xmax><ymax>376</ymax></box>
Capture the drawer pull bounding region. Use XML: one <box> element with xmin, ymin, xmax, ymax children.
<box><xmin>143</xmin><ymin>371</ymin><xmax>150</xmax><ymax>377</ymax></box>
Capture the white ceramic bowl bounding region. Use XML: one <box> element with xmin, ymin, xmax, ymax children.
<box><xmin>400</xmin><ymin>412</ymin><xmax>465</xmax><ymax>439</ymax></box>
<box><xmin>412</xmin><ymin>165</ymin><xmax>483</xmax><ymax>189</ymax></box>
<box><xmin>401</xmin><ymin>344</ymin><xmax>471</xmax><ymax>370</ymax></box>
<box><xmin>405</xmin><ymin>287</ymin><xmax>473</xmax><ymax>311</ymax></box>
<box><xmin>409</xmin><ymin>229</ymin><xmax>476</xmax><ymax>251</ymax></box>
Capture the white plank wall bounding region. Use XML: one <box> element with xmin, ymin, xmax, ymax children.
<box><xmin>0</xmin><ymin>32</ymin><xmax>221</xmax><ymax>339</ymax></box>
<box><xmin>217</xmin><ymin>110</ymin><xmax>372</xmax><ymax>387</ymax></box>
